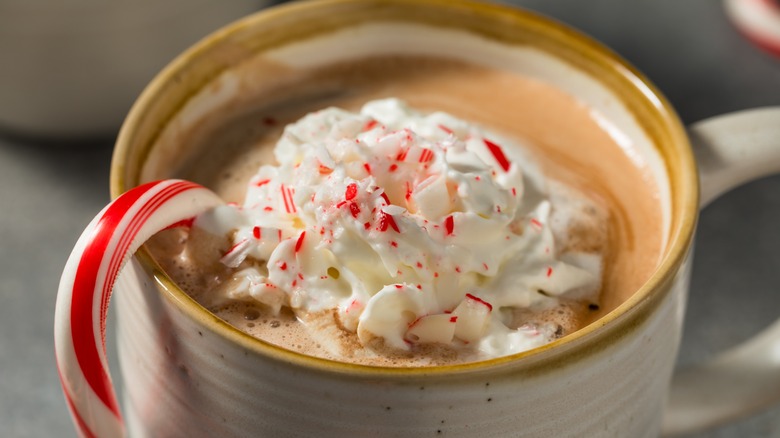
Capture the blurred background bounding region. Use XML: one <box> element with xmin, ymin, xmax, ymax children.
<box><xmin>0</xmin><ymin>0</ymin><xmax>778</xmax><ymax>436</ymax></box>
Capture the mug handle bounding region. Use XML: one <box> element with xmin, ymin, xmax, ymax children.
<box><xmin>663</xmin><ymin>107</ymin><xmax>780</xmax><ymax>436</ymax></box>
<box><xmin>54</xmin><ymin>180</ymin><xmax>222</xmax><ymax>438</ymax></box>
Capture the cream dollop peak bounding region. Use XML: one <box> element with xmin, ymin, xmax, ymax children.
<box><xmin>192</xmin><ymin>99</ymin><xmax>603</xmax><ymax>359</ymax></box>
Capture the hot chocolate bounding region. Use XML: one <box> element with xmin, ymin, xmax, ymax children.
<box><xmin>146</xmin><ymin>55</ymin><xmax>662</xmax><ymax>366</ymax></box>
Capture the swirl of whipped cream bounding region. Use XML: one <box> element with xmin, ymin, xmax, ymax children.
<box><xmin>196</xmin><ymin>98</ymin><xmax>600</xmax><ymax>359</ymax></box>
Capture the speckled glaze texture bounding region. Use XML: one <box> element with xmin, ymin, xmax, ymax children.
<box><xmin>110</xmin><ymin>0</ymin><xmax>699</xmax><ymax>436</ymax></box>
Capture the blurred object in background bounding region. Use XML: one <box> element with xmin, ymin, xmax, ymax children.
<box><xmin>725</xmin><ymin>0</ymin><xmax>780</xmax><ymax>57</ymax></box>
<box><xmin>0</xmin><ymin>0</ymin><xmax>273</xmax><ymax>140</ymax></box>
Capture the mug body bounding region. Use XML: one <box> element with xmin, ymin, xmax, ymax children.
<box><xmin>116</xmin><ymin>256</ymin><xmax>693</xmax><ymax>437</ymax></box>
<box><xmin>111</xmin><ymin>1</ymin><xmax>698</xmax><ymax>436</ymax></box>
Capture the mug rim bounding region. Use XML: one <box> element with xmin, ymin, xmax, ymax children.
<box><xmin>112</xmin><ymin>0</ymin><xmax>698</xmax><ymax>378</ymax></box>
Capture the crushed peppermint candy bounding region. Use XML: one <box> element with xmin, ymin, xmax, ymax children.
<box><xmin>192</xmin><ymin>98</ymin><xmax>602</xmax><ymax>359</ymax></box>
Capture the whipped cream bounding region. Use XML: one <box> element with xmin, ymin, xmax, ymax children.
<box><xmin>195</xmin><ymin>98</ymin><xmax>601</xmax><ymax>359</ymax></box>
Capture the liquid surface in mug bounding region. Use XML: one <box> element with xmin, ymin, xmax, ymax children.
<box><xmin>146</xmin><ymin>55</ymin><xmax>663</xmax><ymax>366</ymax></box>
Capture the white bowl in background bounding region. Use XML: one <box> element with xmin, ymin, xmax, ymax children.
<box><xmin>0</xmin><ymin>0</ymin><xmax>271</xmax><ymax>139</ymax></box>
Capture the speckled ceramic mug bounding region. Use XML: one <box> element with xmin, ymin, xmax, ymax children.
<box><xmin>59</xmin><ymin>0</ymin><xmax>780</xmax><ymax>436</ymax></box>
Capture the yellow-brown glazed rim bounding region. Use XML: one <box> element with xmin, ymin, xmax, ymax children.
<box><xmin>112</xmin><ymin>0</ymin><xmax>698</xmax><ymax>379</ymax></box>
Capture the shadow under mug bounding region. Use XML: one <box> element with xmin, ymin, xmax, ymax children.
<box><xmin>54</xmin><ymin>0</ymin><xmax>780</xmax><ymax>436</ymax></box>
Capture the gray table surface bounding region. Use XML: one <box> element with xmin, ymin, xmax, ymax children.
<box><xmin>1</xmin><ymin>1</ymin><xmax>779</xmax><ymax>437</ymax></box>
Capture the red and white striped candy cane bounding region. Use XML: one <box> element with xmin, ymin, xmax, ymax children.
<box><xmin>54</xmin><ymin>180</ymin><xmax>222</xmax><ymax>438</ymax></box>
<box><xmin>725</xmin><ymin>0</ymin><xmax>780</xmax><ymax>57</ymax></box>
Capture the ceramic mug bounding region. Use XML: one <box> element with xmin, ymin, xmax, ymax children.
<box><xmin>54</xmin><ymin>0</ymin><xmax>780</xmax><ymax>436</ymax></box>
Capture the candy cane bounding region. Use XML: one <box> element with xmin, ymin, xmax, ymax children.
<box><xmin>725</xmin><ymin>0</ymin><xmax>780</xmax><ymax>56</ymax></box>
<box><xmin>54</xmin><ymin>180</ymin><xmax>222</xmax><ymax>438</ymax></box>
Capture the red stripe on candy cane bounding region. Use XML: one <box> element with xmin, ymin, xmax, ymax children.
<box><xmin>418</xmin><ymin>148</ymin><xmax>434</xmax><ymax>163</ymax></box>
<box><xmin>100</xmin><ymin>183</ymin><xmax>197</xmax><ymax>350</ymax></box>
<box><xmin>97</xmin><ymin>182</ymin><xmax>193</xmax><ymax>348</ymax></box>
<box><xmin>295</xmin><ymin>231</ymin><xmax>306</xmax><ymax>253</ymax></box>
<box><xmin>726</xmin><ymin>0</ymin><xmax>780</xmax><ymax>57</ymax></box>
<box><xmin>88</xmin><ymin>182</ymin><xmax>196</xmax><ymax>412</ymax></box>
<box><xmin>55</xmin><ymin>179</ymin><xmax>222</xmax><ymax>438</ymax></box>
<box><xmin>483</xmin><ymin>138</ymin><xmax>511</xmax><ymax>172</ymax></box>
<box><xmin>465</xmin><ymin>293</ymin><xmax>493</xmax><ymax>311</ymax></box>
<box><xmin>444</xmin><ymin>215</ymin><xmax>455</xmax><ymax>236</ymax></box>
<box><xmin>69</xmin><ymin>181</ymin><xmax>165</xmax><ymax>415</ymax></box>
<box><xmin>281</xmin><ymin>184</ymin><xmax>297</xmax><ymax>213</ymax></box>
<box><xmin>345</xmin><ymin>183</ymin><xmax>358</xmax><ymax>201</ymax></box>
<box><xmin>163</xmin><ymin>216</ymin><xmax>195</xmax><ymax>230</ymax></box>
<box><xmin>59</xmin><ymin>368</ymin><xmax>98</xmax><ymax>438</ymax></box>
